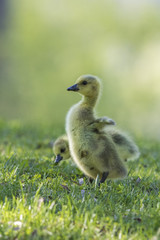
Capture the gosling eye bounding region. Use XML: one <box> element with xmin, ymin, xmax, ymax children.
<box><xmin>82</xmin><ymin>80</ymin><xmax>88</xmax><ymax>85</ymax></box>
<box><xmin>60</xmin><ymin>148</ymin><xmax>65</xmax><ymax>153</ymax></box>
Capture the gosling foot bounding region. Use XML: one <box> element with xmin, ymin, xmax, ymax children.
<box><xmin>99</xmin><ymin>171</ymin><xmax>109</xmax><ymax>186</ymax></box>
<box><xmin>89</xmin><ymin>177</ymin><xmax>94</xmax><ymax>184</ymax></box>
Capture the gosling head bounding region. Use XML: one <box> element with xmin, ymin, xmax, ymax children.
<box><xmin>67</xmin><ymin>75</ymin><xmax>101</xmax><ymax>98</ymax></box>
<box><xmin>53</xmin><ymin>137</ymin><xmax>70</xmax><ymax>164</ymax></box>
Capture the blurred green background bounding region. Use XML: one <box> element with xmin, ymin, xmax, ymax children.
<box><xmin>0</xmin><ymin>0</ymin><xmax>160</xmax><ymax>139</ymax></box>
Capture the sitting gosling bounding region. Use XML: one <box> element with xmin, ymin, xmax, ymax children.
<box><xmin>53</xmin><ymin>135</ymin><xmax>70</xmax><ymax>163</ymax></box>
<box><xmin>66</xmin><ymin>75</ymin><xmax>136</xmax><ymax>183</ymax></box>
<box><xmin>53</xmin><ymin>128</ymin><xmax>139</xmax><ymax>164</ymax></box>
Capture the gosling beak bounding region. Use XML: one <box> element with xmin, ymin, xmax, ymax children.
<box><xmin>55</xmin><ymin>154</ymin><xmax>63</xmax><ymax>164</ymax></box>
<box><xmin>67</xmin><ymin>84</ymin><xmax>79</xmax><ymax>92</ymax></box>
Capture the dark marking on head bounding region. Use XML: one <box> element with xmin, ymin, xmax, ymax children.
<box><xmin>81</xmin><ymin>150</ymin><xmax>89</xmax><ymax>158</ymax></box>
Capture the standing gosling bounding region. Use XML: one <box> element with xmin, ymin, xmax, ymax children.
<box><xmin>66</xmin><ymin>75</ymin><xmax>130</xmax><ymax>183</ymax></box>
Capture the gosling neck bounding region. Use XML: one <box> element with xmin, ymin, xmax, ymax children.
<box><xmin>81</xmin><ymin>92</ymin><xmax>99</xmax><ymax>108</ymax></box>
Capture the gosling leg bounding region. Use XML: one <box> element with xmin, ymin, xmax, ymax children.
<box><xmin>89</xmin><ymin>177</ymin><xmax>93</xmax><ymax>184</ymax></box>
<box><xmin>99</xmin><ymin>171</ymin><xmax>109</xmax><ymax>185</ymax></box>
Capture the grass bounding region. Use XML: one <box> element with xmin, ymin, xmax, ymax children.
<box><xmin>0</xmin><ymin>120</ymin><xmax>160</xmax><ymax>240</ymax></box>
